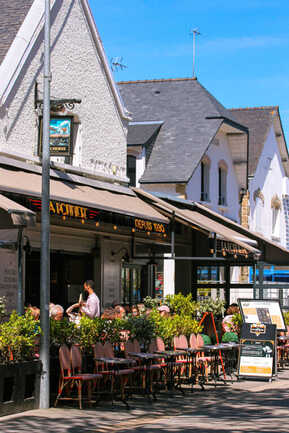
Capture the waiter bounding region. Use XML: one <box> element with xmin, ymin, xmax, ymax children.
<box><xmin>80</xmin><ymin>280</ymin><xmax>100</xmax><ymax>319</ymax></box>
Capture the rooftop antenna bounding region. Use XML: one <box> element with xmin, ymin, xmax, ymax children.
<box><xmin>110</xmin><ymin>57</ymin><xmax>127</xmax><ymax>72</ymax></box>
<box><xmin>189</xmin><ymin>28</ymin><xmax>201</xmax><ymax>78</ymax></box>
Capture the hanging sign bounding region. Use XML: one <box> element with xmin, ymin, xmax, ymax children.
<box><xmin>238</xmin><ymin>323</ymin><xmax>276</xmax><ymax>379</ymax></box>
<box><xmin>38</xmin><ymin>116</ymin><xmax>73</xmax><ymax>156</ymax></box>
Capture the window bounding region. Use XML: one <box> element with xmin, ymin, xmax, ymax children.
<box><xmin>127</xmin><ymin>155</ymin><xmax>136</xmax><ymax>187</ymax></box>
<box><xmin>200</xmin><ymin>159</ymin><xmax>210</xmax><ymax>202</ymax></box>
<box><xmin>271</xmin><ymin>195</ymin><xmax>281</xmax><ymax>240</ymax></box>
<box><xmin>218</xmin><ymin>164</ymin><xmax>227</xmax><ymax>206</ymax></box>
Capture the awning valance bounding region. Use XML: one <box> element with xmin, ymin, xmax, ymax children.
<box><xmin>0</xmin><ymin>167</ymin><xmax>168</xmax><ymax>225</ymax></box>
<box><xmin>133</xmin><ymin>188</ymin><xmax>260</xmax><ymax>255</ymax></box>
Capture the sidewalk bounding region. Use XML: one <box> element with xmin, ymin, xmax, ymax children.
<box><xmin>1</xmin><ymin>369</ymin><xmax>289</xmax><ymax>433</ymax></box>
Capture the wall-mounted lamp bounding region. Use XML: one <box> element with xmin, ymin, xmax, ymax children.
<box><xmin>111</xmin><ymin>247</ymin><xmax>130</xmax><ymax>263</ymax></box>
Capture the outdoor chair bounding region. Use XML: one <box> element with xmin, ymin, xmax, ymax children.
<box><xmin>190</xmin><ymin>334</ymin><xmax>212</xmax><ymax>386</ymax></box>
<box><xmin>54</xmin><ymin>344</ymin><xmax>102</xmax><ymax>409</ymax></box>
<box><xmin>92</xmin><ymin>342</ymin><xmax>135</xmax><ymax>407</ymax></box>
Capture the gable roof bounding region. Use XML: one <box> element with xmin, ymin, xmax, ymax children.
<box><xmin>0</xmin><ymin>0</ymin><xmax>130</xmax><ymax>120</ymax></box>
<box><xmin>228</xmin><ymin>106</ymin><xmax>289</xmax><ymax>177</ymax></box>
<box><xmin>118</xmin><ymin>78</ymin><xmax>245</xmax><ymax>184</ymax></box>
<box><xmin>0</xmin><ymin>0</ymin><xmax>34</xmax><ymax>65</ymax></box>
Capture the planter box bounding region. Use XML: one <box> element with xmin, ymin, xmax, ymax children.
<box><xmin>0</xmin><ymin>360</ymin><xmax>42</xmax><ymax>417</ymax></box>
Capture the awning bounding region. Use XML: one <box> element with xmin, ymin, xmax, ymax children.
<box><xmin>192</xmin><ymin>202</ymin><xmax>289</xmax><ymax>265</ymax></box>
<box><xmin>0</xmin><ymin>167</ymin><xmax>168</xmax><ymax>224</ymax></box>
<box><xmin>0</xmin><ymin>193</ymin><xmax>36</xmax><ymax>228</ymax></box>
<box><xmin>133</xmin><ymin>188</ymin><xmax>259</xmax><ymax>255</ymax></box>
<box><xmin>136</xmin><ymin>189</ymin><xmax>289</xmax><ymax>266</ymax></box>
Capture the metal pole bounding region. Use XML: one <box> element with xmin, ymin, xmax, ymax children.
<box><xmin>17</xmin><ymin>227</ymin><xmax>24</xmax><ymax>315</ymax></box>
<box><xmin>39</xmin><ymin>0</ymin><xmax>51</xmax><ymax>409</ymax></box>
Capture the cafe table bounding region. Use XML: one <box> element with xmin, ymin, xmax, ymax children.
<box><xmin>128</xmin><ymin>352</ymin><xmax>164</xmax><ymax>398</ymax></box>
<box><xmin>154</xmin><ymin>350</ymin><xmax>188</xmax><ymax>392</ymax></box>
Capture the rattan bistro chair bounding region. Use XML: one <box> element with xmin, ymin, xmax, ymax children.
<box><xmin>54</xmin><ymin>345</ymin><xmax>102</xmax><ymax>409</ymax></box>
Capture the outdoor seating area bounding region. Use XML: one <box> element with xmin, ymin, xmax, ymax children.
<box><xmin>2</xmin><ymin>293</ymin><xmax>289</xmax><ymax>414</ymax></box>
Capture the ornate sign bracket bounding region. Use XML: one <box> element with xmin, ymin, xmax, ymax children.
<box><xmin>34</xmin><ymin>82</ymin><xmax>81</xmax><ymax>113</ymax></box>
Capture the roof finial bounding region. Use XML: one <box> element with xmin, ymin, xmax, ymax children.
<box><xmin>189</xmin><ymin>28</ymin><xmax>201</xmax><ymax>78</ymax></box>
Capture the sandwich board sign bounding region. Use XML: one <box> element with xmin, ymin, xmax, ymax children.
<box><xmin>238</xmin><ymin>322</ymin><xmax>276</xmax><ymax>379</ymax></box>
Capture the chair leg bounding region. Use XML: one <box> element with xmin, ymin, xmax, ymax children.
<box><xmin>77</xmin><ymin>381</ymin><xmax>82</xmax><ymax>410</ymax></box>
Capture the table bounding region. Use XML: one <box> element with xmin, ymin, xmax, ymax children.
<box><xmin>128</xmin><ymin>352</ymin><xmax>163</xmax><ymax>398</ymax></box>
<box><xmin>154</xmin><ymin>350</ymin><xmax>188</xmax><ymax>392</ymax></box>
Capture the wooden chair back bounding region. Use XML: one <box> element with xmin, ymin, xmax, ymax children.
<box><xmin>59</xmin><ymin>345</ymin><xmax>71</xmax><ymax>376</ymax></box>
<box><xmin>103</xmin><ymin>341</ymin><xmax>114</xmax><ymax>358</ymax></box>
<box><xmin>189</xmin><ymin>333</ymin><xmax>198</xmax><ymax>349</ymax></box>
<box><xmin>173</xmin><ymin>335</ymin><xmax>188</xmax><ymax>350</ymax></box>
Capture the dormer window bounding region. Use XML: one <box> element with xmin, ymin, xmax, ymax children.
<box><xmin>200</xmin><ymin>157</ymin><xmax>210</xmax><ymax>202</ymax></box>
<box><xmin>218</xmin><ymin>162</ymin><xmax>227</xmax><ymax>206</ymax></box>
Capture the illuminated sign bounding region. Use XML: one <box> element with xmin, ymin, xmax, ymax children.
<box><xmin>28</xmin><ymin>199</ymin><xmax>99</xmax><ymax>222</ymax></box>
<box><xmin>134</xmin><ymin>218</ymin><xmax>166</xmax><ymax>234</ymax></box>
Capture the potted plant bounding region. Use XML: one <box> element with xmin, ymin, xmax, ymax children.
<box><xmin>0</xmin><ymin>310</ymin><xmax>42</xmax><ymax>416</ymax></box>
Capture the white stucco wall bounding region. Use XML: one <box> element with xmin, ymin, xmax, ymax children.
<box><xmin>186</xmin><ymin>132</ymin><xmax>240</xmax><ymax>222</ymax></box>
<box><xmin>0</xmin><ymin>0</ymin><xmax>127</xmax><ymax>181</ymax></box>
<box><xmin>249</xmin><ymin>125</ymin><xmax>287</xmax><ymax>247</ymax></box>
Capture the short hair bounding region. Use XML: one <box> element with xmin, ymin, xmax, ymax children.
<box><xmin>50</xmin><ymin>304</ymin><xmax>64</xmax><ymax>317</ymax></box>
<box><xmin>85</xmin><ymin>280</ymin><xmax>95</xmax><ymax>290</ymax></box>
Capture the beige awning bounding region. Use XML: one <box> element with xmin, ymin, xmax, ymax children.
<box><xmin>133</xmin><ymin>188</ymin><xmax>259</xmax><ymax>255</ymax></box>
<box><xmin>0</xmin><ymin>193</ymin><xmax>36</xmax><ymax>228</ymax></box>
<box><xmin>0</xmin><ymin>167</ymin><xmax>168</xmax><ymax>224</ymax></box>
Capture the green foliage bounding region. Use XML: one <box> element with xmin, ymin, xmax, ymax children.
<box><xmin>231</xmin><ymin>313</ymin><xmax>243</xmax><ymax>336</ymax></box>
<box><xmin>200</xmin><ymin>334</ymin><xmax>212</xmax><ymax>345</ymax></box>
<box><xmin>143</xmin><ymin>296</ymin><xmax>159</xmax><ymax>309</ymax></box>
<box><xmin>198</xmin><ymin>298</ymin><xmax>225</xmax><ymax>317</ymax></box>
<box><xmin>149</xmin><ymin>308</ymin><xmax>203</xmax><ymax>349</ymax></box>
<box><xmin>0</xmin><ymin>310</ymin><xmax>41</xmax><ymax>364</ymax></box>
<box><xmin>164</xmin><ymin>293</ymin><xmax>199</xmax><ymax>316</ymax></box>
<box><xmin>222</xmin><ymin>331</ymin><xmax>239</xmax><ymax>343</ymax></box>
<box><xmin>50</xmin><ymin>318</ymin><xmax>78</xmax><ymax>348</ymax></box>
<box><xmin>0</xmin><ymin>296</ymin><xmax>6</xmax><ymax>323</ymax></box>
<box><xmin>126</xmin><ymin>315</ymin><xmax>156</xmax><ymax>351</ymax></box>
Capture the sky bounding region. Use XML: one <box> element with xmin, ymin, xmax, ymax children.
<box><xmin>90</xmin><ymin>0</ymin><xmax>289</xmax><ymax>141</ymax></box>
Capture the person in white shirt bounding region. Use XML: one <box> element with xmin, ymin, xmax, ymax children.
<box><xmin>80</xmin><ymin>280</ymin><xmax>100</xmax><ymax>319</ymax></box>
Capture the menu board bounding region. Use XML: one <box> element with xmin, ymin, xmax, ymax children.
<box><xmin>0</xmin><ymin>250</ymin><xmax>18</xmax><ymax>313</ymax></box>
<box><xmin>239</xmin><ymin>299</ymin><xmax>286</xmax><ymax>331</ymax></box>
<box><xmin>238</xmin><ymin>323</ymin><xmax>276</xmax><ymax>379</ymax></box>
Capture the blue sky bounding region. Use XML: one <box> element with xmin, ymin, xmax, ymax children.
<box><xmin>90</xmin><ymin>0</ymin><xmax>289</xmax><ymax>140</ymax></box>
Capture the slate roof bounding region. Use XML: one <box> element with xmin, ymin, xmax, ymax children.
<box><xmin>127</xmin><ymin>121</ymin><xmax>163</xmax><ymax>146</ymax></box>
<box><xmin>0</xmin><ymin>0</ymin><xmax>34</xmax><ymax>65</ymax></box>
<box><xmin>118</xmin><ymin>78</ymin><xmax>242</xmax><ymax>183</ymax></box>
<box><xmin>228</xmin><ymin>107</ymin><xmax>276</xmax><ymax>176</ymax></box>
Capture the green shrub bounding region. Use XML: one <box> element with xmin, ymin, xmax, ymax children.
<box><xmin>164</xmin><ymin>293</ymin><xmax>199</xmax><ymax>316</ymax></box>
<box><xmin>0</xmin><ymin>310</ymin><xmax>41</xmax><ymax>364</ymax></box>
<box><xmin>198</xmin><ymin>298</ymin><xmax>225</xmax><ymax>317</ymax></box>
<box><xmin>126</xmin><ymin>315</ymin><xmax>156</xmax><ymax>351</ymax></box>
<box><xmin>200</xmin><ymin>334</ymin><xmax>211</xmax><ymax>345</ymax></box>
<box><xmin>222</xmin><ymin>331</ymin><xmax>239</xmax><ymax>343</ymax></box>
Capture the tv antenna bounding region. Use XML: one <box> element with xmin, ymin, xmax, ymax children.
<box><xmin>110</xmin><ymin>57</ymin><xmax>127</xmax><ymax>72</ymax></box>
<box><xmin>189</xmin><ymin>28</ymin><xmax>201</xmax><ymax>78</ymax></box>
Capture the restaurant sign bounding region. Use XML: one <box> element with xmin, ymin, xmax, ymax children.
<box><xmin>38</xmin><ymin>116</ymin><xmax>73</xmax><ymax>156</ymax></box>
<box><xmin>134</xmin><ymin>218</ymin><xmax>167</xmax><ymax>234</ymax></box>
<box><xmin>27</xmin><ymin>198</ymin><xmax>168</xmax><ymax>233</ymax></box>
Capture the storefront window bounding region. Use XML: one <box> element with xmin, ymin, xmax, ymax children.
<box><xmin>196</xmin><ymin>266</ymin><xmax>225</xmax><ymax>301</ymax></box>
<box><xmin>121</xmin><ymin>264</ymin><xmax>142</xmax><ymax>305</ymax></box>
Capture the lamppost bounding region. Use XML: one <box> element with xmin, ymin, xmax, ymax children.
<box><xmin>39</xmin><ymin>0</ymin><xmax>51</xmax><ymax>409</ymax></box>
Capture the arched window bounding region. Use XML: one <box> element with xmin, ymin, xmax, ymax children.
<box><xmin>127</xmin><ymin>155</ymin><xmax>136</xmax><ymax>187</ymax></box>
<box><xmin>271</xmin><ymin>194</ymin><xmax>281</xmax><ymax>240</ymax></box>
<box><xmin>200</xmin><ymin>157</ymin><xmax>210</xmax><ymax>202</ymax></box>
<box><xmin>253</xmin><ymin>188</ymin><xmax>264</xmax><ymax>233</ymax></box>
<box><xmin>218</xmin><ymin>161</ymin><xmax>227</xmax><ymax>206</ymax></box>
